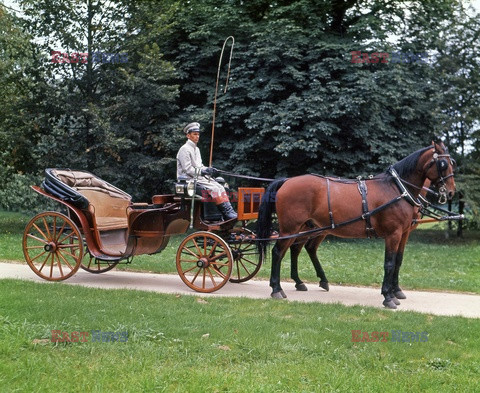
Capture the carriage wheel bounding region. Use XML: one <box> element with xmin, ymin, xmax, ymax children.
<box><xmin>23</xmin><ymin>211</ymin><xmax>84</xmax><ymax>281</ymax></box>
<box><xmin>229</xmin><ymin>227</ymin><xmax>264</xmax><ymax>283</ymax></box>
<box><xmin>176</xmin><ymin>231</ymin><xmax>233</xmax><ymax>293</ymax></box>
<box><xmin>80</xmin><ymin>250</ymin><xmax>120</xmax><ymax>273</ymax></box>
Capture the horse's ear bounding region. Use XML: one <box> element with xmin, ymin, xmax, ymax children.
<box><xmin>432</xmin><ymin>139</ymin><xmax>445</xmax><ymax>152</ymax></box>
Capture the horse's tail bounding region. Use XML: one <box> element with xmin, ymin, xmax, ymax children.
<box><xmin>256</xmin><ymin>178</ymin><xmax>287</xmax><ymax>256</ymax></box>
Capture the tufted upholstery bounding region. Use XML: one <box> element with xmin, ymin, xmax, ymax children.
<box><xmin>51</xmin><ymin>169</ymin><xmax>131</xmax><ymax>231</ymax></box>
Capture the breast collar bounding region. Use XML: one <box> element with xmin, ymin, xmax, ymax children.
<box><xmin>388</xmin><ymin>166</ymin><xmax>422</xmax><ymax>207</ymax></box>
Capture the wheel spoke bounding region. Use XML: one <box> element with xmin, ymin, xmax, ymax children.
<box><xmin>206</xmin><ymin>267</ymin><xmax>217</xmax><ymax>285</ymax></box>
<box><xmin>52</xmin><ymin>216</ymin><xmax>57</xmax><ymax>240</ymax></box>
<box><xmin>57</xmin><ymin>230</ymin><xmax>75</xmax><ymax>245</ymax></box>
<box><xmin>207</xmin><ymin>241</ymin><xmax>219</xmax><ymax>258</ymax></box>
<box><xmin>57</xmin><ymin>250</ymin><xmax>74</xmax><ymax>271</ymax></box>
<box><xmin>192</xmin><ymin>239</ymin><xmax>202</xmax><ymax>256</ymax></box>
<box><xmin>86</xmin><ymin>256</ymin><xmax>94</xmax><ymax>269</ymax></box>
<box><xmin>210</xmin><ymin>251</ymin><xmax>228</xmax><ymax>262</ymax></box>
<box><xmin>55</xmin><ymin>220</ymin><xmax>67</xmax><ymax>242</ymax></box>
<box><xmin>42</xmin><ymin>216</ymin><xmax>52</xmax><ymax>240</ymax></box>
<box><xmin>182</xmin><ymin>264</ymin><xmax>199</xmax><ymax>274</ymax></box>
<box><xmin>32</xmin><ymin>223</ymin><xmax>49</xmax><ymax>242</ymax></box>
<box><xmin>26</xmin><ymin>233</ymin><xmax>48</xmax><ymax>244</ymax></box>
<box><xmin>178</xmin><ymin>258</ymin><xmax>199</xmax><ymax>263</ymax></box>
<box><xmin>238</xmin><ymin>256</ymin><xmax>258</xmax><ymax>267</ymax></box>
<box><xmin>191</xmin><ymin>267</ymin><xmax>201</xmax><ymax>285</ymax></box>
<box><xmin>209</xmin><ymin>266</ymin><xmax>226</xmax><ymax>280</ymax></box>
<box><xmin>56</xmin><ymin>253</ymin><xmax>64</xmax><ymax>276</ymax></box>
<box><xmin>58</xmin><ymin>243</ymin><xmax>80</xmax><ymax>249</ymax></box>
<box><xmin>182</xmin><ymin>246</ymin><xmax>201</xmax><ymax>259</ymax></box>
<box><xmin>49</xmin><ymin>254</ymin><xmax>55</xmax><ymax>278</ymax></box>
<box><xmin>236</xmin><ymin>259</ymin><xmax>251</xmax><ymax>276</ymax></box>
<box><xmin>29</xmin><ymin>250</ymin><xmax>47</xmax><ymax>262</ymax></box>
<box><xmin>38</xmin><ymin>253</ymin><xmax>50</xmax><ymax>272</ymax></box>
<box><xmin>26</xmin><ymin>245</ymin><xmax>47</xmax><ymax>250</ymax></box>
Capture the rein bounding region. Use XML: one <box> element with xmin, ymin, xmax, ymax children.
<box><xmin>216</xmin><ymin>169</ymin><xmax>275</xmax><ymax>182</ymax></box>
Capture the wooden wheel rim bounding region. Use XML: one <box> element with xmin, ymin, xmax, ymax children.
<box><xmin>176</xmin><ymin>231</ymin><xmax>233</xmax><ymax>293</ymax></box>
<box><xmin>229</xmin><ymin>227</ymin><xmax>263</xmax><ymax>283</ymax></box>
<box><xmin>23</xmin><ymin>211</ymin><xmax>84</xmax><ymax>281</ymax></box>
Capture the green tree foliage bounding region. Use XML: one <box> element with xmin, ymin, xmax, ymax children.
<box><xmin>9</xmin><ymin>0</ymin><xmax>180</xmax><ymax>199</ymax></box>
<box><xmin>152</xmin><ymin>0</ymin><xmax>456</xmax><ymax>180</ymax></box>
<box><xmin>1</xmin><ymin>0</ymin><xmax>479</xmax><ymax>223</ymax></box>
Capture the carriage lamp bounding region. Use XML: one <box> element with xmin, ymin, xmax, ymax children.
<box><xmin>175</xmin><ymin>177</ymin><xmax>195</xmax><ymax>197</ymax></box>
<box><xmin>186</xmin><ymin>180</ymin><xmax>195</xmax><ymax>196</ymax></box>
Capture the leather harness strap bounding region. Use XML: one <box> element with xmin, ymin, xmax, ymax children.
<box><xmin>326</xmin><ymin>178</ymin><xmax>335</xmax><ymax>229</ymax></box>
<box><xmin>357</xmin><ymin>179</ymin><xmax>377</xmax><ymax>238</ymax></box>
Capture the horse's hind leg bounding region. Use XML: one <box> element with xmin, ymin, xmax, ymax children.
<box><xmin>270</xmin><ymin>239</ymin><xmax>294</xmax><ymax>299</ymax></box>
<box><xmin>305</xmin><ymin>235</ymin><xmax>329</xmax><ymax>291</ymax></box>
<box><xmin>290</xmin><ymin>241</ymin><xmax>308</xmax><ymax>291</ymax></box>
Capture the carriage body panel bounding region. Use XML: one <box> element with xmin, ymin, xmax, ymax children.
<box><xmin>24</xmin><ymin>169</ymin><xmax>264</xmax><ymax>291</ymax></box>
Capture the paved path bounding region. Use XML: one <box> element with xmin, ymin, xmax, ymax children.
<box><xmin>1</xmin><ymin>262</ymin><xmax>479</xmax><ymax>318</ymax></box>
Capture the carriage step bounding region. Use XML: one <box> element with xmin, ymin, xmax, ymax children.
<box><xmin>94</xmin><ymin>254</ymin><xmax>122</xmax><ymax>262</ymax></box>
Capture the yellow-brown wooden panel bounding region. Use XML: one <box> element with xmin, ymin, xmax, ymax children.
<box><xmin>237</xmin><ymin>187</ymin><xmax>265</xmax><ymax>221</ymax></box>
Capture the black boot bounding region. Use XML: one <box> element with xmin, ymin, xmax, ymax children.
<box><xmin>217</xmin><ymin>202</ymin><xmax>237</xmax><ymax>221</ymax></box>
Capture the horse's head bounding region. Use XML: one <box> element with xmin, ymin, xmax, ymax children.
<box><xmin>423</xmin><ymin>141</ymin><xmax>456</xmax><ymax>204</ymax></box>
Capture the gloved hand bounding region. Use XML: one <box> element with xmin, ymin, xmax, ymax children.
<box><xmin>201</xmin><ymin>167</ymin><xmax>219</xmax><ymax>177</ymax></box>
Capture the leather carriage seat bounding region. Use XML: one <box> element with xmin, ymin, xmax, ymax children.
<box><xmin>52</xmin><ymin>169</ymin><xmax>131</xmax><ymax>231</ymax></box>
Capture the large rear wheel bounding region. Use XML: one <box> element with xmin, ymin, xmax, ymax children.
<box><xmin>23</xmin><ymin>211</ymin><xmax>84</xmax><ymax>281</ymax></box>
<box><xmin>176</xmin><ymin>231</ymin><xmax>233</xmax><ymax>293</ymax></box>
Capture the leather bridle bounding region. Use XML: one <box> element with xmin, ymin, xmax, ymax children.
<box><xmin>424</xmin><ymin>150</ymin><xmax>456</xmax><ymax>204</ymax></box>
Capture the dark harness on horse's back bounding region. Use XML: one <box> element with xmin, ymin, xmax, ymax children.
<box><xmin>322</xmin><ymin>168</ymin><xmax>413</xmax><ymax>239</ymax></box>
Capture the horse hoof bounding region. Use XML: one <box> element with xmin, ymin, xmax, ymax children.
<box><xmin>394</xmin><ymin>290</ymin><xmax>406</xmax><ymax>299</ymax></box>
<box><xmin>383</xmin><ymin>299</ymin><xmax>397</xmax><ymax>309</ymax></box>
<box><xmin>391</xmin><ymin>297</ymin><xmax>401</xmax><ymax>306</ymax></box>
<box><xmin>319</xmin><ymin>281</ymin><xmax>329</xmax><ymax>291</ymax></box>
<box><xmin>271</xmin><ymin>290</ymin><xmax>287</xmax><ymax>299</ymax></box>
<box><xmin>295</xmin><ymin>283</ymin><xmax>308</xmax><ymax>291</ymax></box>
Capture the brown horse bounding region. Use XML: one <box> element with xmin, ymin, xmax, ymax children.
<box><xmin>287</xmin><ymin>178</ymin><xmax>433</xmax><ymax>295</ymax></box>
<box><xmin>257</xmin><ymin>142</ymin><xmax>456</xmax><ymax>309</ymax></box>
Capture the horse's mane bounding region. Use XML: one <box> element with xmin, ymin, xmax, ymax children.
<box><xmin>392</xmin><ymin>146</ymin><xmax>432</xmax><ymax>178</ymax></box>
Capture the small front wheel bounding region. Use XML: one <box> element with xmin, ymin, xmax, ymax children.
<box><xmin>176</xmin><ymin>231</ymin><xmax>233</xmax><ymax>293</ymax></box>
<box><xmin>23</xmin><ymin>211</ymin><xmax>84</xmax><ymax>281</ymax></box>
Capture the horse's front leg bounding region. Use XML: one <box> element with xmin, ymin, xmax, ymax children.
<box><xmin>290</xmin><ymin>241</ymin><xmax>308</xmax><ymax>291</ymax></box>
<box><xmin>391</xmin><ymin>230</ymin><xmax>411</xmax><ymax>301</ymax></box>
<box><xmin>270</xmin><ymin>240</ymin><xmax>291</xmax><ymax>299</ymax></box>
<box><xmin>382</xmin><ymin>233</ymin><xmax>402</xmax><ymax>309</ymax></box>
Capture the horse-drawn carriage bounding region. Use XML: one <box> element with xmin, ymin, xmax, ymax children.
<box><xmin>22</xmin><ymin>168</ymin><xmax>265</xmax><ymax>293</ymax></box>
<box><xmin>23</xmin><ymin>143</ymin><xmax>463</xmax><ymax>308</ymax></box>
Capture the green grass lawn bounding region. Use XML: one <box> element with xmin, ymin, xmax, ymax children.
<box><xmin>1</xmin><ymin>210</ymin><xmax>480</xmax><ymax>392</ymax></box>
<box><xmin>1</xmin><ymin>279</ymin><xmax>479</xmax><ymax>392</ymax></box>
<box><xmin>2</xmin><ymin>210</ymin><xmax>479</xmax><ymax>294</ymax></box>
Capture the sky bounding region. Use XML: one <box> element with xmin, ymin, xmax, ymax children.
<box><xmin>2</xmin><ymin>0</ymin><xmax>480</xmax><ymax>14</ymax></box>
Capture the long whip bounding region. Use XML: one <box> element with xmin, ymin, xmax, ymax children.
<box><xmin>209</xmin><ymin>36</ymin><xmax>234</xmax><ymax>167</ymax></box>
